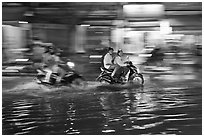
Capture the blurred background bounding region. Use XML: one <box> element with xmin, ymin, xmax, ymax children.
<box><xmin>2</xmin><ymin>2</ymin><xmax>202</xmax><ymax>79</ymax></box>
<box><xmin>2</xmin><ymin>3</ymin><xmax>202</xmax><ymax>135</ymax></box>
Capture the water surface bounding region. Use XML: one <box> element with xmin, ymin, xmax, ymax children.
<box><xmin>2</xmin><ymin>74</ymin><xmax>202</xmax><ymax>135</ymax></box>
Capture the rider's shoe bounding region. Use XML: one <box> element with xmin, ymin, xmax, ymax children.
<box><xmin>36</xmin><ymin>79</ymin><xmax>42</xmax><ymax>84</ymax></box>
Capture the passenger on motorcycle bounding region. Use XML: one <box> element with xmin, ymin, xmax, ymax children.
<box><xmin>103</xmin><ymin>47</ymin><xmax>119</xmax><ymax>78</ymax></box>
<box><xmin>113</xmin><ymin>49</ymin><xmax>130</xmax><ymax>82</ymax></box>
<box><xmin>42</xmin><ymin>45</ymin><xmax>65</xmax><ymax>83</ymax></box>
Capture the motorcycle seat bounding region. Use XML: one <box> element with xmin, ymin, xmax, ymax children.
<box><xmin>100</xmin><ymin>67</ymin><xmax>113</xmax><ymax>73</ymax></box>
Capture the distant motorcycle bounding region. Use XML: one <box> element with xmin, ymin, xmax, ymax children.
<box><xmin>96</xmin><ymin>61</ymin><xmax>144</xmax><ymax>85</ymax></box>
<box><xmin>36</xmin><ymin>61</ymin><xmax>86</xmax><ymax>88</ymax></box>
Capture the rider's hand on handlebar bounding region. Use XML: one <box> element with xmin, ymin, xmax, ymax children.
<box><xmin>56</xmin><ymin>76</ymin><xmax>62</xmax><ymax>83</ymax></box>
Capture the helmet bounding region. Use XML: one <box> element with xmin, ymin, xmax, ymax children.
<box><xmin>108</xmin><ymin>47</ymin><xmax>114</xmax><ymax>51</ymax></box>
<box><xmin>117</xmin><ymin>49</ymin><xmax>123</xmax><ymax>55</ymax></box>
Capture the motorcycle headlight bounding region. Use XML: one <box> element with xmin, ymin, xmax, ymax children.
<box><xmin>67</xmin><ymin>62</ymin><xmax>75</xmax><ymax>68</ymax></box>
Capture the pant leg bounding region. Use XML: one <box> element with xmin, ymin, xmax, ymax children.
<box><xmin>122</xmin><ymin>66</ymin><xmax>129</xmax><ymax>76</ymax></box>
<box><xmin>52</xmin><ymin>64</ymin><xmax>66</xmax><ymax>82</ymax></box>
<box><xmin>122</xmin><ymin>67</ymin><xmax>130</xmax><ymax>80</ymax></box>
<box><xmin>51</xmin><ymin>64</ymin><xmax>58</xmax><ymax>73</ymax></box>
<box><xmin>109</xmin><ymin>64</ymin><xmax>119</xmax><ymax>77</ymax></box>
<box><xmin>113</xmin><ymin>66</ymin><xmax>123</xmax><ymax>79</ymax></box>
<box><xmin>57</xmin><ymin>66</ymin><xmax>66</xmax><ymax>78</ymax></box>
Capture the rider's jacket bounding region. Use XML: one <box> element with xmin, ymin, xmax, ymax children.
<box><xmin>103</xmin><ymin>53</ymin><xmax>113</xmax><ymax>69</ymax></box>
<box><xmin>114</xmin><ymin>55</ymin><xmax>129</xmax><ymax>67</ymax></box>
<box><xmin>42</xmin><ymin>53</ymin><xmax>56</xmax><ymax>67</ymax></box>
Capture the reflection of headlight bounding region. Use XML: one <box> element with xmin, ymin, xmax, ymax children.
<box><xmin>67</xmin><ymin>62</ymin><xmax>75</xmax><ymax>68</ymax></box>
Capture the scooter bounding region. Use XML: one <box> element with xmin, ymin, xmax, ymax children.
<box><xmin>36</xmin><ymin>61</ymin><xmax>86</xmax><ymax>88</ymax></box>
<box><xmin>96</xmin><ymin>61</ymin><xmax>144</xmax><ymax>85</ymax></box>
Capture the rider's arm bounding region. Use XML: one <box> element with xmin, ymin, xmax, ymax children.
<box><xmin>114</xmin><ymin>56</ymin><xmax>126</xmax><ymax>67</ymax></box>
<box><xmin>123</xmin><ymin>56</ymin><xmax>130</xmax><ymax>64</ymax></box>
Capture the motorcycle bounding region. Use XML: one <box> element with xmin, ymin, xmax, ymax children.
<box><xmin>36</xmin><ymin>61</ymin><xmax>86</xmax><ymax>88</ymax></box>
<box><xmin>96</xmin><ymin>61</ymin><xmax>144</xmax><ymax>85</ymax></box>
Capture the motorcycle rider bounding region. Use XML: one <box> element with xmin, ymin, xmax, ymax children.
<box><xmin>103</xmin><ymin>47</ymin><xmax>119</xmax><ymax>78</ymax></box>
<box><xmin>42</xmin><ymin>45</ymin><xmax>65</xmax><ymax>83</ymax></box>
<box><xmin>113</xmin><ymin>49</ymin><xmax>130</xmax><ymax>82</ymax></box>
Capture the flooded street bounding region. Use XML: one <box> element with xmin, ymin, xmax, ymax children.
<box><xmin>2</xmin><ymin>66</ymin><xmax>202</xmax><ymax>135</ymax></box>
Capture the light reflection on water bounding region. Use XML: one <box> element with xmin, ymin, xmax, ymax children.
<box><xmin>2</xmin><ymin>79</ymin><xmax>202</xmax><ymax>135</ymax></box>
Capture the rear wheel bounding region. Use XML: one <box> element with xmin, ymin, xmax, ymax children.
<box><xmin>100</xmin><ymin>80</ymin><xmax>110</xmax><ymax>84</ymax></box>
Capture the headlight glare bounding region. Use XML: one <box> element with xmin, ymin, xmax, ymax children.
<box><xmin>67</xmin><ymin>62</ymin><xmax>75</xmax><ymax>68</ymax></box>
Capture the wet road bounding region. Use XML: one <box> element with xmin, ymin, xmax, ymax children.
<box><xmin>2</xmin><ymin>66</ymin><xmax>202</xmax><ymax>135</ymax></box>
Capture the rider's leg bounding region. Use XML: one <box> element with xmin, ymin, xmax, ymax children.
<box><xmin>122</xmin><ymin>67</ymin><xmax>130</xmax><ymax>81</ymax></box>
<box><xmin>58</xmin><ymin>67</ymin><xmax>66</xmax><ymax>82</ymax></box>
<box><xmin>113</xmin><ymin>66</ymin><xmax>123</xmax><ymax>79</ymax></box>
<box><xmin>52</xmin><ymin>65</ymin><xmax>60</xmax><ymax>83</ymax></box>
<box><xmin>109</xmin><ymin>65</ymin><xmax>119</xmax><ymax>77</ymax></box>
<box><xmin>52</xmin><ymin>65</ymin><xmax>66</xmax><ymax>83</ymax></box>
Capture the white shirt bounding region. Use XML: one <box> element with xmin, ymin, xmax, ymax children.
<box><xmin>114</xmin><ymin>55</ymin><xmax>129</xmax><ymax>67</ymax></box>
<box><xmin>103</xmin><ymin>53</ymin><xmax>113</xmax><ymax>69</ymax></box>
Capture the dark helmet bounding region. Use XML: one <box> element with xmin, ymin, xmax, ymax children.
<box><xmin>44</xmin><ymin>44</ymin><xmax>54</xmax><ymax>53</ymax></box>
<box><xmin>108</xmin><ymin>47</ymin><xmax>114</xmax><ymax>51</ymax></box>
<box><xmin>117</xmin><ymin>49</ymin><xmax>123</xmax><ymax>55</ymax></box>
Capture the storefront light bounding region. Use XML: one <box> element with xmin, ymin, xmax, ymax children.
<box><xmin>18</xmin><ymin>21</ymin><xmax>28</xmax><ymax>24</ymax></box>
<box><xmin>80</xmin><ymin>24</ymin><xmax>90</xmax><ymax>27</ymax></box>
<box><xmin>160</xmin><ymin>21</ymin><xmax>172</xmax><ymax>34</ymax></box>
<box><xmin>160</xmin><ymin>21</ymin><xmax>170</xmax><ymax>28</ymax></box>
<box><xmin>160</xmin><ymin>27</ymin><xmax>172</xmax><ymax>35</ymax></box>
<box><xmin>123</xmin><ymin>4</ymin><xmax>164</xmax><ymax>17</ymax></box>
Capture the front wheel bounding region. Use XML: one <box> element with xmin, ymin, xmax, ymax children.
<box><xmin>130</xmin><ymin>73</ymin><xmax>144</xmax><ymax>85</ymax></box>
